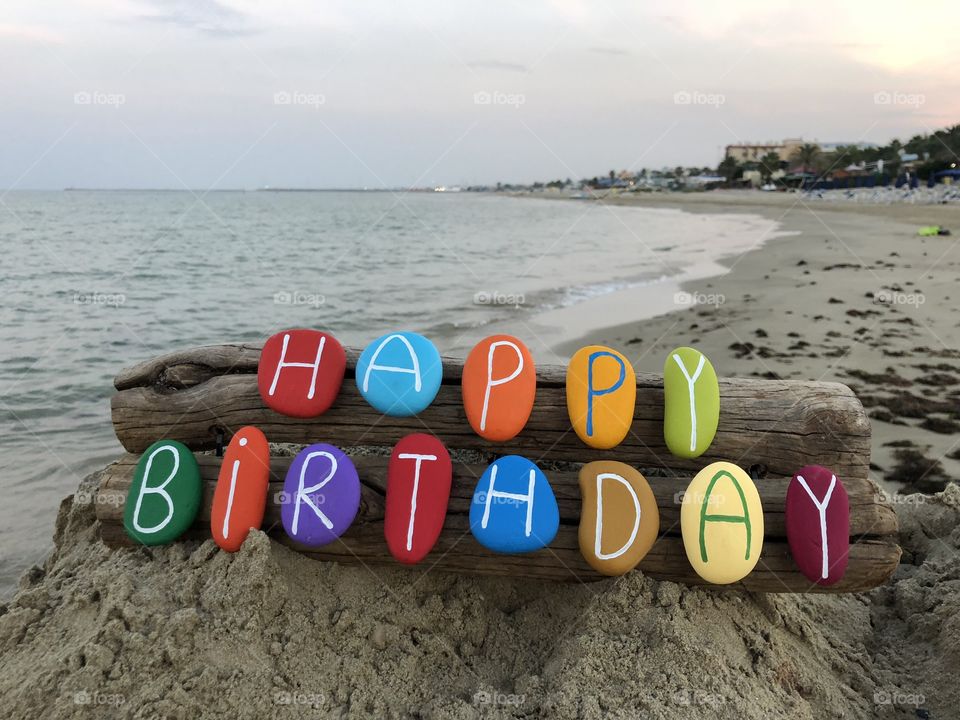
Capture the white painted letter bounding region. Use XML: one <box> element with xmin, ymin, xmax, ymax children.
<box><xmin>269</xmin><ymin>332</ymin><xmax>326</xmax><ymax>399</ymax></box>
<box><xmin>672</xmin><ymin>352</ymin><xmax>706</xmax><ymax>453</ymax></box>
<box><xmin>594</xmin><ymin>472</ymin><xmax>641</xmax><ymax>560</ymax></box>
<box><xmin>481</xmin><ymin>465</ymin><xmax>536</xmax><ymax>536</ymax></box>
<box><xmin>396</xmin><ymin>453</ymin><xmax>438</xmax><ymax>551</ymax></box>
<box><xmin>292</xmin><ymin>451</ymin><xmax>337</xmax><ymax>535</ymax></box>
<box><xmin>362</xmin><ymin>334</ymin><xmax>422</xmax><ymax>392</ymax></box>
<box><xmin>480</xmin><ymin>340</ymin><xmax>524</xmax><ymax>432</ymax></box>
<box><xmin>797</xmin><ymin>473</ymin><xmax>837</xmax><ymax>580</ymax></box>
<box><xmin>132</xmin><ymin>444</ymin><xmax>180</xmax><ymax>534</ymax></box>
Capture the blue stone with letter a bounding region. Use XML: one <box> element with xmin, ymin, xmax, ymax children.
<box><xmin>469</xmin><ymin>455</ymin><xmax>559</xmax><ymax>553</ymax></box>
<box><xmin>355</xmin><ymin>331</ymin><xmax>443</xmax><ymax>416</ymax></box>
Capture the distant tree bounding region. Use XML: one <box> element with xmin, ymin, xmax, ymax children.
<box><xmin>717</xmin><ymin>156</ymin><xmax>742</xmax><ymax>184</ymax></box>
<box><xmin>790</xmin><ymin>143</ymin><xmax>822</xmax><ymax>173</ymax></box>
<box><xmin>758</xmin><ymin>152</ymin><xmax>783</xmax><ymax>183</ymax></box>
<box><xmin>608</xmin><ymin>170</ymin><xmax>615</xmax><ymax>183</ymax></box>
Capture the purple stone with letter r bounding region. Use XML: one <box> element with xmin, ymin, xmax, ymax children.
<box><xmin>281</xmin><ymin>443</ymin><xmax>360</xmax><ymax>547</ymax></box>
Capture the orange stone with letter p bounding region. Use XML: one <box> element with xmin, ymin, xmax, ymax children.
<box><xmin>462</xmin><ymin>335</ymin><xmax>536</xmax><ymax>441</ymax></box>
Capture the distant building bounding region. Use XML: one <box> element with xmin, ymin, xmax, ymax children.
<box><xmin>725</xmin><ymin>138</ymin><xmax>803</xmax><ymax>163</ymax></box>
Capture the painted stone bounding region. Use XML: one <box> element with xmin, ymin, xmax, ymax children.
<box><xmin>680</xmin><ymin>461</ymin><xmax>764</xmax><ymax>584</ymax></box>
<box><xmin>123</xmin><ymin>439</ymin><xmax>202</xmax><ymax>546</ymax></box>
<box><xmin>281</xmin><ymin>443</ymin><xmax>360</xmax><ymax>548</ymax></box>
<box><xmin>211</xmin><ymin>426</ymin><xmax>270</xmax><ymax>553</ymax></box>
<box><xmin>355</xmin><ymin>332</ymin><xmax>443</xmax><ymax>416</ymax></box>
<box><xmin>663</xmin><ymin>346</ymin><xmax>720</xmax><ymax>459</ymax></box>
<box><xmin>578</xmin><ymin>461</ymin><xmax>659</xmax><ymax>576</ymax></box>
<box><xmin>785</xmin><ymin>465</ymin><xmax>849</xmax><ymax>585</ymax></box>
<box><xmin>461</xmin><ymin>335</ymin><xmax>536</xmax><ymax>441</ymax></box>
<box><xmin>566</xmin><ymin>345</ymin><xmax>636</xmax><ymax>449</ymax></box>
<box><xmin>257</xmin><ymin>329</ymin><xmax>346</xmax><ymax>418</ymax></box>
<box><xmin>384</xmin><ymin>434</ymin><xmax>452</xmax><ymax>564</ymax></box>
<box><xmin>469</xmin><ymin>455</ymin><xmax>559</xmax><ymax>553</ymax></box>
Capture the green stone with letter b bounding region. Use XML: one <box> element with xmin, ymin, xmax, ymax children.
<box><xmin>123</xmin><ymin>439</ymin><xmax>202</xmax><ymax>545</ymax></box>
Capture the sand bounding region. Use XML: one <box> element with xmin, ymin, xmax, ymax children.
<box><xmin>2</xmin><ymin>190</ymin><xmax>959</xmax><ymax>718</ymax></box>
<box><xmin>0</xmin><ymin>467</ymin><xmax>956</xmax><ymax>719</ymax></box>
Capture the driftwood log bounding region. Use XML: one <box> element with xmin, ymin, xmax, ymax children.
<box><xmin>97</xmin><ymin>343</ymin><xmax>900</xmax><ymax>591</ymax></box>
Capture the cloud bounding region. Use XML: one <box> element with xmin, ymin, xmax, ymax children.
<box><xmin>466</xmin><ymin>60</ymin><xmax>528</xmax><ymax>73</ymax></box>
<box><xmin>137</xmin><ymin>0</ymin><xmax>255</xmax><ymax>37</ymax></box>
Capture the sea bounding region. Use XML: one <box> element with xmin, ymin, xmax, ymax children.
<box><xmin>0</xmin><ymin>190</ymin><xmax>784</xmax><ymax>595</ymax></box>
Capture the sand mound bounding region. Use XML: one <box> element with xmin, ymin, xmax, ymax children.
<box><xmin>1</xmin><ymin>470</ymin><xmax>957</xmax><ymax>719</ymax></box>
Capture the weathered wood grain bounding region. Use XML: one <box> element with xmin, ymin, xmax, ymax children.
<box><xmin>111</xmin><ymin>344</ymin><xmax>872</xmax><ymax>482</ymax></box>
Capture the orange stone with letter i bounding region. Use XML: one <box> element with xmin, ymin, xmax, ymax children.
<box><xmin>211</xmin><ymin>426</ymin><xmax>270</xmax><ymax>552</ymax></box>
<box><xmin>257</xmin><ymin>329</ymin><xmax>346</xmax><ymax>418</ymax></box>
<box><xmin>566</xmin><ymin>345</ymin><xmax>636</xmax><ymax>449</ymax></box>
<box><xmin>462</xmin><ymin>335</ymin><xmax>536</xmax><ymax>441</ymax></box>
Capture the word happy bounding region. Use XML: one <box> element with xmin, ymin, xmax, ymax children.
<box><xmin>123</xmin><ymin>329</ymin><xmax>850</xmax><ymax>585</ymax></box>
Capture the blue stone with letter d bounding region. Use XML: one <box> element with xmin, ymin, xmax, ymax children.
<box><xmin>469</xmin><ymin>455</ymin><xmax>559</xmax><ymax>553</ymax></box>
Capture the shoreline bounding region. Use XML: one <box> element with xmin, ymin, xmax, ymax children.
<box><xmin>536</xmin><ymin>190</ymin><xmax>960</xmax><ymax>492</ymax></box>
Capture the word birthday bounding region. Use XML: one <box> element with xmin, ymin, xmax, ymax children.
<box><xmin>122</xmin><ymin>329</ymin><xmax>850</xmax><ymax>586</ymax></box>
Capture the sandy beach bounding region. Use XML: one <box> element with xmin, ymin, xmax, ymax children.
<box><xmin>549</xmin><ymin>190</ymin><xmax>960</xmax><ymax>495</ymax></box>
<box><xmin>0</xmin><ymin>191</ymin><xmax>956</xmax><ymax>719</ymax></box>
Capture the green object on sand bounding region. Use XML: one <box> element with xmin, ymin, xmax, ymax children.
<box><xmin>123</xmin><ymin>439</ymin><xmax>201</xmax><ymax>545</ymax></box>
<box><xmin>918</xmin><ymin>226</ymin><xmax>942</xmax><ymax>236</ymax></box>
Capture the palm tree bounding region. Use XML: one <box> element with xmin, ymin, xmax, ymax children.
<box><xmin>790</xmin><ymin>143</ymin><xmax>822</xmax><ymax>173</ymax></box>
<box><xmin>758</xmin><ymin>152</ymin><xmax>783</xmax><ymax>183</ymax></box>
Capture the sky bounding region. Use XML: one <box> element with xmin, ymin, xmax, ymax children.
<box><xmin>1</xmin><ymin>0</ymin><xmax>957</xmax><ymax>189</ymax></box>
